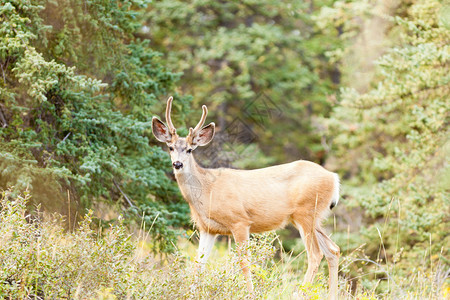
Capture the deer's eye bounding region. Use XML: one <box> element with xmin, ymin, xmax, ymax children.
<box><xmin>169</xmin><ymin>147</ymin><xmax>174</xmax><ymax>151</ymax></box>
<box><xmin>187</xmin><ymin>149</ymin><xmax>192</xmax><ymax>154</ymax></box>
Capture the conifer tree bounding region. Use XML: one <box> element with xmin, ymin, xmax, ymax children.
<box><xmin>0</xmin><ymin>0</ymin><xmax>190</xmax><ymax>251</ymax></box>
<box><xmin>327</xmin><ymin>0</ymin><xmax>449</xmax><ymax>280</ymax></box>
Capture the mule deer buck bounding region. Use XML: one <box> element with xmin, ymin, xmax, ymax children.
<box><xmin>152</xmin><ymin>97</ymin><xmax>340</xmax><ymax>299</ymax></box>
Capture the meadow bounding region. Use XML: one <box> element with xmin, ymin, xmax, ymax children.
<box><xmin>1</xmin><ymin>189</ymin><xmax>446</xmax><ymax>299</ymax></box>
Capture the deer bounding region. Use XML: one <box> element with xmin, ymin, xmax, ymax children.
<box><xmin>152</xmin><ymin>96</ymin><xmax>341</xmax><ymax>299</ymax></box>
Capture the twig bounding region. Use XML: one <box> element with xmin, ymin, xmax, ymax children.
<box><xmin>67</xmin><ymin>190</ymin><xmax>71</xmax><ymax>231</ymax></box>
<box><xmin>0</xmin><ymin>105</ymin><xmax>7</xmax><ymax>128</ymax></box>
<box><xmin>113</xmin><ymin>180</ymin><xmax>135</xmax><ymax>208</ymax></box>
<box><xmin>0</xmin><ymin>60</ymin><xmax>6</xmax><ymax>86</ymax></box>
<box><xmin>44</xmin><ymin>132</ymin><xmax>71</xmax><ymax>166</ymax></box>
<box><xmin>26</xmin><ymin>295</ymin><xmax>44</xmax><ymax>300</ymax></box>
<box><xmin>61</xmin><ymin>132</ymin><xmax>71</xmax><ymax>142</ymax></box>
<box><xmin>348</xmin><ymin>258</ymin><xmax>397</xmax><ymax>287</ymax></box>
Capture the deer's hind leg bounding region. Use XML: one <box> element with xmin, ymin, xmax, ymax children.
<box><xmin>293</xmin><ymin>213</ymin><xmax>340</xmax><ymax>300</ymax></box>
<box><xmin>231</xmin><ymin>224</ymin><xmax>254</xmax><ymax>294</ymax></box>
<box><xmin>293</xmin><ymin>216</ymin><xmax>324</xmax><ymax>285</ymax></box>
<box><xmin>316</xmin><ymin>226</ymin><xmax>340</xmax><ymax>299</ymax></box>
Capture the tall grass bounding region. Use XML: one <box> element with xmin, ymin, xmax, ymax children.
<box><xmin>0</xmin><ymin>190</ymin><xmax>446</xmax><ymax>299</ymax></box>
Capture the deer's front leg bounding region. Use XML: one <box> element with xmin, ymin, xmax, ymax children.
<box><xmin>232</xmin><ymin>225</ymin><xmax>254</xmax><ymax>294</ymax></box>
<box><xmin>190</xmin><ymin>231</ymin><xmax>216</xmax><ymax>295</ymax></box>
<box><xmin>197</xmin><ymin>231</ymin><xmax>216</xmax><ymax>270</ymax></box>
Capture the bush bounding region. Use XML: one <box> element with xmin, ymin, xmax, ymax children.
<box><xmin>0</xmin><ymin>189</ymin><xmax>136</xmax><ymax>298</ymax></box>
<box><xmin>5</xmin><ymin>189</ymin><xmax>446</xmax><ymax>299</ymax></box>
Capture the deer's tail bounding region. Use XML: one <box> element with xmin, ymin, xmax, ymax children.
<box><xmin>330</xmin><ymin>173</ymin><xmax>340</xmax><ymax>210</ymax></box>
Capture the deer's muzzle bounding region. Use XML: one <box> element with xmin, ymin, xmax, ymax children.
<box><xmin>173</xmin><ymin>161</ymin><xmax>183</xmax><ymax>169</ymax></box>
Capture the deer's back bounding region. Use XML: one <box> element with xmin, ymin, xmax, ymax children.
<box><xmin>206</xmin><ymin>160</ymin><xmax>335</xmax><ymax>233</ymax></box>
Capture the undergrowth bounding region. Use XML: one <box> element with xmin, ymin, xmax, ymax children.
<box><xmin>0</xmin><ymin>190</ymin><xmax>447</xmax><ymax>299</ymax></box>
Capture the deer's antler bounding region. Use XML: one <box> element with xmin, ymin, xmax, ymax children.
<box><xmin>165</xmin><ymin>96</ymin><xmax>178</xmax><ymax>137</ymax></box>
<box><xmin>187</xmin><ymin>105</ymin><xmax>208</xmax><ymax>143</ymax></box>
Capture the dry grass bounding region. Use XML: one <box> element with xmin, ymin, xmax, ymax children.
<box><xmin>0</xmin><ymin>189</ymin><xmax>447</xmax><ymax>299</ymax></box>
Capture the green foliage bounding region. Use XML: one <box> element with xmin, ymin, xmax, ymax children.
<box><xmin>0</xmin><ymin>190</ymin><xmax>388</xmax><ymax>299</ymax></box>
<box><xmin>326</xmin><ymin>0</ymin><xmax>449</xmax><ymax>283</ymax></box>
<box><xmin>0</xmin><ymin>0</ymin><xmax>191</xmax><ymax>252</ymax></box>
<box><xmin>0</xmin><ymin>190</ymin><xmax>136</xmax><ymax>298</ymax></box>
<box><xmin>145</xmin><ymin>0</ymin><xmax>340</xmax><ymax>164</ymax></box>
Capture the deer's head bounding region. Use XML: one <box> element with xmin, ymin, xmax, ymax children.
<box><xmin>152</xmin><ymin>97</ymin><xmax>215</xmax><ymax>173</ymax></box>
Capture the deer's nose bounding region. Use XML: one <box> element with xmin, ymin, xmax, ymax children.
<box><xmin>173</xmin><ymin>161</ymin><xmax>183</xmax><ymax>169</ymax></box>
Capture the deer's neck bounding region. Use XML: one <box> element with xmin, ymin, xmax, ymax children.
<box><xmin>175</xmin><ymin>156</ymin><xmax>231</xmax><ymax>234</ymax></box>
<box><xmin>174</xmin><ymin>155</ymin><xmax>212</xmax><ymax>205</ymax></box>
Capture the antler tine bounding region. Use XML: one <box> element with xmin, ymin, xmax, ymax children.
<box><xmin>165</xmin><ymin>96</ymin><xmax>177</xmax><ymax>135</ymax></box>
<box><xmin>192</xmin><ymin>105</ymin><xmax>208</xmax><ymax>133</ymax></box>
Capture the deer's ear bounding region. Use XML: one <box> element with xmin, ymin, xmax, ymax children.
<box><xmin>192</xmin><ymin>122</ymin><xmax>215</xmax><ymax>147</ymax></box>
<box><xmin>152</xmin><ymin>117</ymin><xmax>172</xmax><ymax>143</ymax></box>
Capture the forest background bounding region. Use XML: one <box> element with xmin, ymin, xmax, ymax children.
<box><xmin>0</xmin><ymin>0</ymin><xmax>448</xmax><ymax>299</ymax></box>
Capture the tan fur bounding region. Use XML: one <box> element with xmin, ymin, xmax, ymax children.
<box><xmin>175</xmin><ymin>156</ymin><xmax>335</xmax><ymax>235</ymax></box>
<box><xmin>152</xmin><ymin>98</ymin><xmax>340</xmax><ymax>300</ymax></box>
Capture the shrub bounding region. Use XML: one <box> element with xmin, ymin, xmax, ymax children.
<box><xmin>5</xmin><ymin>189</ymin><xmax>445</xmax><ymax>299</ymax></box>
